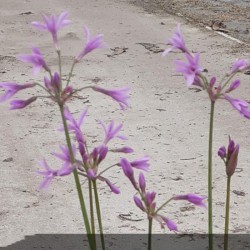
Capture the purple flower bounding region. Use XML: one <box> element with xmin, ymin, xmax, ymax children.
<box><xmin>207</xmin><ymin>77</ymin><xmax>222</xmax><ymax>101</ymax></box>
<box><xmin>162</xmin><ymin>24</ymin><xmax>187</xmax><ymax>56</ymax></box>
<box><xmin>44</xmin><ymin>72</ymin><xmax>60</xmax><ymax>92</ymax></box>
<box><xmin>224</xmin><ymin>94</ymin><xmax>250</xmax><ymax>119</ymax></box>
<box><xmin>145</xmin><ymin>191</ymin><xmax>156</xmax><ymax>207</ymax></box>
<box><xmin>161</xmin><ymin>216</ymin><xmax>178</xmax><ymax>231</ymax></box>
<box><xmin>99</xmin><ymin>120</ymin><xmax>127</xmax><ymax>145</ymax></box>
<box><xmin>111</xmin><ymin>146</ymin><xmax>134</xmax><ymax>154</ymax></box>
<box><xmin>227</xmin><ymin>137</ymin><xmax>235</xmax><ymax>156</ymax></box>
<box><xmin>218</xmin><ymin>146</ymin><xmax>226</xmax><ymax>159</ymax></box>
<box><xmin>87</xmin><ymin>169</ymin><xmax>96</xmax><ymax>180</ymax></box>
<box><xmin>174</xmin><ymin>193</ymin><xmax>206</xmax><ymax>207</ymax></box>
<box><xmin>139</xmin><ymin>172</ymin><xmax>146</xmax><ymax>194</ymax></box>
<box><xmin>230</xmin><ymin>59</ymin><xmax>250</xmax><ymax>74</ymax></box>
<box><xmin>130</xmin><ymin>157</ymin><xmax>150</xmax><ymax>171</ymax></box>
<box><xmin>103</xmin><ymin>178</ymin><xmax>120</xmax><ymax>194</ymax></box>
<box><xmin>0</xmin><ymin>82</ymin><xmax>35</xmax><ymax>102</ymax></box>
<box><xmin>225</xmin><ymin>79</ymin><xmax>240</xmax><ymax>93</ymax></box>
<box><xmin>63</xmin><ymin>107</ymin><xmax>87</xmax><ymax>158</ymax></box>
<box><xmin>52</xmin><ymin>145</ymin><xmax>76</xmax><ymax>167</ymax></box>
<box><xmin>18</xmin><ymin>47</ymin><xmax>48</xmax><ymax>75</ymax></box>
<box><xmin>87</xmin><ymin>168</ymin><xmax>120</xmax><ymax>194</ymax></box>
<box><xmin>36</xmin><ymin>159</ymin><xmax>73</xmax><ymax>189</ymax></box>
<box><xmin>219</xmin><ymin>137</ymin><xmax>240</xmax><ymax>177</ymax></box>
<box><xmin>175</xmin><ymin>53</ymin><xmax>202</xmax><ymax>86</ymax></box>
<box><xmin>32</xmin><ymin>12</ymin><xmax>71</xmax><ymax>49</ymax></box>
<box><xmin>120</xmin><ymin>158</ymin><xmax>137</xmax><ymax>189</ymax></box>
<box><xmin>227</xmin><ymin>144</ymin><xmax>239</xmax><ymax>177</ymax></box>
<box><xmin>75</xmin><ymin>26</ymin><xmax>105</xmax><ymax>62</ymax></box>
<box><xmin>93</xmin><ymin>86</ymin><xmax>130</xmax><ymax>110</ymax></box>
<box><xmin>133</xmin><ymin>195</ymin><xmax>145</xmax><ymax>212</ymax></box>
<box><xmin>91</xmin><ymin>145</ymin><xmax>108</xmax><ymax>165</ymax></box>
<box><xmin>9</xmin><ymin>97</ymin><xmax>37</xmax><ymax>110</ymax></box>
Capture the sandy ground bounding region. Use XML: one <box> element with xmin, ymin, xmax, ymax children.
<box><xmin>0</xmin><ymin>0</ymin><xmax>250</xmax><ymax>248</ymax></box>
<box><xmin>135</xmin><ymin>0</ymin><xmax>250</xmax><ymax>44</ymax></box>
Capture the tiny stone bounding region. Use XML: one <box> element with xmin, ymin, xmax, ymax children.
<box><xmin>3</xmin><ymin>157</ymin><xmax>13</xmax><ymax>162</ymax></box>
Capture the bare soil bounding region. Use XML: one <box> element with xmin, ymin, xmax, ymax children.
<box><xmin>134</xmin><ymin>0</ymin><xmax>250</xmax><ymax>44</ymax></box>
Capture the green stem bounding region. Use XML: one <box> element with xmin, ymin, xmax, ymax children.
<box><xmin>59</xmin><ymin>105</ymin><xmax>95</xmax><ymax>250</ymax></box>
<box><xmin>155</xmin><ymin>198</ymin><xmax>173</xmax><ymax>214</ymax></box>
<box><xmin>89</xmin><ymin>180</ymin><xmax>96</xmax><ymax>249</ymax></box>
<box><xmin>148</xmin><ymin>218</ymin><xmax>153</xmax><ymax>250</ymax></box>
<box><xmin>57</xmin><ymin>50</ymin><xmax>62</xmax><ymax>92</ymax></box>
<box><xmin>208</xmin><ymin>101</ymin><xmax>215</xmax><ymax>250</ymax></box>
<box><xmin>66</xmin><ymin>60</ymin><xmax>76</xmax><ymax>87</ymax></box>
<box><xmin>93</xmin><ymin>180</ymin><xmax>106</xmax><ymax>250</ymax></box>
<box><xmin>224</xmin><ymin>176</ymin><xmax>231</xmax><ymax>250</ymax></box>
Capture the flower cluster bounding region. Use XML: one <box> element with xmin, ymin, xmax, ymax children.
<box><xmin>37</xmin><ymin>107</ymin><xmax>149</xmax><ymax>194</ymax></box>
<box><xmin>120</xmin><ymin>159</ymin><xmax>206</xmax><ymax>232</ymax></box>
<box><xmin>218</xmin><ymin>137</ymin><xmax>240</xmax><ymax>177</ymax></box>
<box><xmin>163</xmin><ymin>25</ymin><xmax>250</xmax><ymax>118</ymax></box>
<box><xmin>0</xmin><ymin>12</ymin><xmax>129</xmax><ymax>110</ymax></box>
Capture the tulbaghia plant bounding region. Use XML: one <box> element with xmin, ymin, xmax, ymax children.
<box><xmin>0</xmin><ymin>12</ymin><xmax>129</xmax><ymax>250</ymax></box>
<box><xmin>163</xmin><ymin>24</ymin><xmax>250</xmax><ymax>250</ymax></box>
<box><xmin>218</xmin><ymin>137</ymin><xmax>239</xmax><ymax>250</ymax></box>
<box><xmin>120</xmin><ymin>159</ymin><xmax>206</xmax><ymax>250</ymax></box>
<box><xmin>0</xmin><ymin>12</ymin><xmax>207</xmax><ymax>250</ymax></box>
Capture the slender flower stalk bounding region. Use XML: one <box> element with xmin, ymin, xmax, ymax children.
<box><xmin>93</xmin><ymin>180</ymin><xmax>106</xmax><ymax>250</ymax></box>
<box><xmin>59</xmin><ymin>105</ymin><xmax>95</xmax><ymax>250</ymax></box>
<box><xmin>89</xmin><ymin>180</ymin><xmax>97</xmax><ymax>249</ymax></box>
<box><xmin>163</xmin><ymin>25</ymin><xmax>250</xmax><ymax>250</ymax></box>
<box><xmin>148</xmin><ymin>218</ymin><xmax>153</xmax><ymax>250</ymax></box>
<box><xmin>218</xmin><ymin>137</ymin><xmax>239</xmax><ymax>250</ymax></box>
<box><xmin>208</xmin><ymin>101</ymin><xmax>215</xmax><ymax>250</ymax></box>
<box><xmin>224</xmin><ymin>176</ymin><xmax>231</xmax><ymax>250</ymax></box>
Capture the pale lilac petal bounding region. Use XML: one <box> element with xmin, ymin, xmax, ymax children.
<box><xmin>163</xmin><ymin>24</ymin><xmax>187</xmax><ymax>56</ymax></box>
<box><xmin>218</xmin><ymin>146</ymin><xmax>226</xmax><ymax>158</ymax></box>
<box><xmin>75</xmin><ymin>26</ymin><xmax>105</xmax><ymax>61</ymax></box>
<box><xmin>93</xmin><ymin>86</ymin><xmax>130</xmax><ymax>110</ymax></box>
<box><xmin>0</xmin><ymin>82</ymin><xmax>35</xmax><ymax>103</ymax></box>
<box><xmin>224</xmin><ymin>94</ymin><xmax>250</xmax><ymax>119</ymax></box>
<box><xmin>230</xmin><ymin>59</ymin><xmax>250</xmax><ymax>74</ymax></box>
<box><xmin>133</xmin><ymin>195</ymin><xmax>145</xmax><ymax>211</ymax></box>
<box><xmin>99</xmin><ymin>120</ymin><xmax>126</xmax><ymax>144</ymax></box>
<box><xmin>130</xmin><ymin>157</ymin><xmax>150</xmax><ymax>171</ymax></box>
<box><xmin>87</xmin><ymin>169</ymin><xmax>96</xmax><ymax>180</ymax></box>
<box><xmin>174</xmin><ymin>193</ymin><xmax>206</xmax><ymax>207</ymax></box>
<box><xmin>139</xmin><ymin>173</ymin><xmax>146</xmax><ymax>194</ymax></box>
<box><xmin>111</xmin><ymin>146</ymin><xmax>133</xmax><ymax>153</ymax></box>
<box><xmin>38</xmin><ymin>176</ymin><xmax>53</xmax><ymax>190</ymax></box>
<box><xmin>9</xmin><ymin>97</ymin><xmax>37</xmax><ymax>110</ymax></box>
<box><xmin>104</xmin><ymin>179</ymin><xmax>120</xmax><ymax>194</ymax></box>
<box><xmin>161</xmin><ymin>216</ymin><xmax>178</xmax><ymax>231</ymax></box>
<box><xmin>120</xmin><ymin>158</ymin><xmax>137</xmax><ymax>189</ymax></box>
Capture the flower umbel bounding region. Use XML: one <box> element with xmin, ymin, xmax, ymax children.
<box><xmin>218</xmin><ymin>137</ymin><xmax>240</xmax><ymax>177</ymax></box>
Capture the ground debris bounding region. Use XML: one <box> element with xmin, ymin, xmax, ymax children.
<box><xmin>107</xmin><ymin>47</ymin><xmax>128</xmax><ymax>57</ymax></box>
<box><xmin>3</xmin><ymin>157</ymin><xmax>13</xmax><ymax>162</ymax></box>
<box><xmin>137</xmin><ymin>43</ymin><xmax>164</xmax><ymax>53</ymax></box>
<box><xmin>118</xmin><ymin>213</ymin><xmax>143</xmax><ymax>222</ymax></box>
<box><xmin>233</xmin><ymin>190</ymin><xmax>246</xmax><ymax>196</ymax></box>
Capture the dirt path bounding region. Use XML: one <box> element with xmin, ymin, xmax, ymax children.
<box><xmin>135</xmin><ymin>0</ymin><xmax>250</xmax><ymax>44</ymax></box>
<box><xmin>0</xmin><ymin>0</ymin><xmax>250</xmax><ymax>248</ymax></box>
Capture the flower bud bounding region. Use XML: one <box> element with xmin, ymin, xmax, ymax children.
<box><xmin>226</xmin><ymin>144</ymin><xmax>239</xmax><ymax>177</ymax></box>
